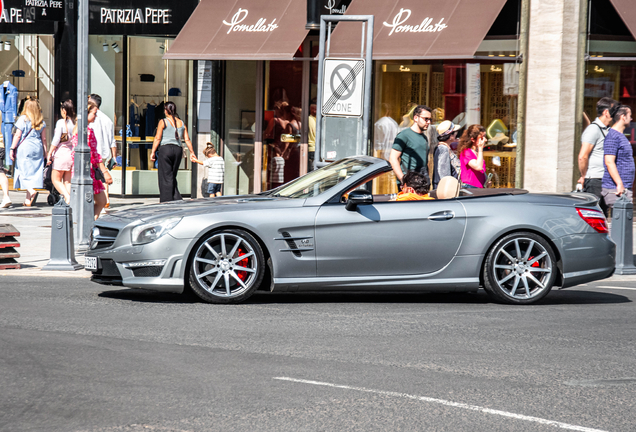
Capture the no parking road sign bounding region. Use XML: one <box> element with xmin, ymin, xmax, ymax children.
<box><xmin>322</xmin><ymin>58</ymin><xmax>365</xmax><ymax>118</ymax></box>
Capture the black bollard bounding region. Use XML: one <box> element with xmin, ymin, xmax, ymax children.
<box><xmin>42</xmin><ymin>197</ymin><xmax>83</xmax><ymax>271</ymax></box>
<box><xmin>610</xmin><ymin>193</ymin><xmax>636</xmax><ymax>275</ymax></box>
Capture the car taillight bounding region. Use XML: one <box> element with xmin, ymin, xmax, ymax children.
<box><xmin>576</xmin><ymin>208</ymin><xmax>609</xmax><ymax>234</ymax></box>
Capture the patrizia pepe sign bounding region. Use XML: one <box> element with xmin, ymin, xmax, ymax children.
<box><xmin>222</xmin><ymin>8</ymin><xmax>278</xmax><ymax>34</ymax></box>
<box><xmin>383</xmin><ymin>8</ymin><xmax>448</xmax><ymax>36</ymax></box>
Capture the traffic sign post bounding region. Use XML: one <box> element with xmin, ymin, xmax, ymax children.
<box><xmin>322</xmin><ymin>59</ymin><xmax>365</xmax><ymax>117</ymax></box>
<box><xmin>314</xmin><ymin>15</ymin><xmax>374</xmax><ymax>169</ymax></box>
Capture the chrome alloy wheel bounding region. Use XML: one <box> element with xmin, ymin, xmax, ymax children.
<box><xmin>193</xmin><ymin>233</ymin><xmax>258</xmax><ymax>297</ymax></box>
<box><xmin>492</xmin><ymin>237</ymin><xmax>552</xmax><ymax>300</ymax></box>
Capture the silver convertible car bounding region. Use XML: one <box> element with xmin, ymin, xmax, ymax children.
<box><xmin>85</xmin><ymin>156</ymin><xmax>615</xmax><ymax>305</ymax></box>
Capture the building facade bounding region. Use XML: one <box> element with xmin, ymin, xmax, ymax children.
<box><xmin>3</xmin><ymin>0</ymin><xmax>636</xmax><ymax>196</ymax></box>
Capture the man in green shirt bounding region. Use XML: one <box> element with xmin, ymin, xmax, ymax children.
<box><xmin>389</xmin><ymin>105</ymin><xmax>432</xmax><ymax>186</ymax></box>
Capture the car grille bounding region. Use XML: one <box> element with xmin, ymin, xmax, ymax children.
<box><xmin>91</xmin><ymin>226</ymin><xmax>119</xmax><ymax>250</ymax></box>
<box><xmin>131</xmin><ymin>266</ymin><xmax>163</xmax><ymax>277</ymax></box>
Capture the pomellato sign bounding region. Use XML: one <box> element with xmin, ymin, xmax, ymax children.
<box><xmin>382</xmin><ymin>8</ymin><xmax>447</xmax><ymax>36</ymax></box>
<box><xmin>222</xmin><ymin>8</ymin><xmax>278</xmax><ymax>34</ymax></box>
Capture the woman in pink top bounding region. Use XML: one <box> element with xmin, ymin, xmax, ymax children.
<box><xmin>459</xmin><ymin>125</ymin><xmax>487</xmax><ymax>188</ymax></box>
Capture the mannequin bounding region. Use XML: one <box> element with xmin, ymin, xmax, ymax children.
<box><xmin>0</xmin><ymin>81</ymin><xmax>19</xmax><ymax>165</ymax></box>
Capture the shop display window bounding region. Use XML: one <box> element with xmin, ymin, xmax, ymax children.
<box><xmin>583</xmin><ymin>0</ymin><xmax>636</xmax><ymax>188</ymax></box>
<box><xmin>89</xmin><ymin>36</ymin><xmax>192</xmax><ymax>196</ymax></box>
<box><xmin>224</xmin><ymin>61</ymin><xmax>257</xmax><ymax>196</ymax></box>
<box><xmin>0</xmin><ymin>34</ymin><xmax>55</xmax><ymax>158</ymax></box>
<box><xmin>373</xmin><ymin>59</ymin><xmax>519</xmax><ymax>193</ymax></box>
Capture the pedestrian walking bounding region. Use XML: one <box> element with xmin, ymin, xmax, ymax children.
<box><xmin>9</xmin><ymin>98</ymin><xmax>47</xmax><ymax>206</ymax></box>
<box><xmin>72</xmin><ymin>100</ymin><xmax>113</xmax><ymax>219</ymax></box>
<box><xmin>47</xmin><ymin>99</ymin><xmax>76</xmax><ymax>204</ymax></box>
<box><xmin>88</xmin><ymin>94</ymin><xmax>117</xmax><ymax>208</ymax></box>
<box><xmin>433</xmin><ymin>120</ymin><xmax>461</xmax><ymax>189</ymax></box>
<box><xmin>150</xmin><ymin>101</ymin><xmax>196</xmax><ymax>202</ymax></box>
<box><xmin>458</xmin><ymin>124</ymin><xmax>488</xmax><ymax>189</ymax></box>
<box><xmin>389</xmin><ymin>105</ymin><xmax>432</xmax><ymax>188</ymax></box>
<box><xmin>578</xmin><ymin>97</ymin><xmax>618</xmax><ymax>214</ymax></box>
<box><xmin>192</xmin><ymin>143</ymin><xmax>224</xmax><ymax>197</ymax></box>
<box><xmin>602</xmin><ymin>104</ymin><xmax>634</xmax><ymax>210</ymax></box>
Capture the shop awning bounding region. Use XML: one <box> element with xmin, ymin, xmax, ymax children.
<box><xmin>609</xmin><ymin>0</ymin><xmax>636</xmax><ymax>40</ymax></box>
<box><xmin>329</xmin><ymin>0</ymin><xmax>508</xmax><ymax>59</ymax></box>
<box><xmin>163</xmin><ymin>0</ymin><xmax>307</xmax><ymax>60</ymax></box>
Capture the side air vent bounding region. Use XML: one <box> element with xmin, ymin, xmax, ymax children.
<box><xmin>281</xmin><ymin>231</ymin><xmax>302</xmax><ymax>257</ymax></box>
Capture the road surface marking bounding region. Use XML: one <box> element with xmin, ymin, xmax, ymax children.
<box><xmin>274</xmin><ymin>377</ymin><xmax>608</xmax><ymax>432</ymax></box>
<box><xmin>594</xmin><ymin>286</ymin><xmax>636</xmax><ymax>291</ymax></box>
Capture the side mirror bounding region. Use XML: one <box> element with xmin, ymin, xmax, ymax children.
<box><xmin>346</xmin><ymin>189</ymin><xmax>373</xmax><ymax>211</ymax></box>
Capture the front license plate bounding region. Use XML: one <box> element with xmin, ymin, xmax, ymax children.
<box><xmin>85</xmin><ymin>256</ymin><xmax>98</xmax><ymax>271</ymax></box>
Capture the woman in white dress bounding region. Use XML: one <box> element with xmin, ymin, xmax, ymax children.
<box><xmin>46</xmin><ymin>99</ymin><xmax>76</xmax><ymax>204</ymax></box>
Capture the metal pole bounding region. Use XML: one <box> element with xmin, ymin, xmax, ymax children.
<box><xmin>70</xmin><ymin>0</ymin><xmax>93</xmax><ymax>251</ymax></box>
<box><xmin>314</xmin><ymin>17</ymin><xmax>327</xmax><ymax>172</ymax></box>
<box><xmin>362</xmin><ymin>16</ymin><xmax>374</xmax><ymax>156</ymax></box>
<box><xmin>121</xmin><ymin>36</ymin><xmax>128</xmax><ymax>196</ymax></box>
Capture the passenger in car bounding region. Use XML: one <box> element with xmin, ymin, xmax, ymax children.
<box><xmin>396</xmin><ymin>171</ymin><xmax>435</xmax><ymax>201</ymax></box>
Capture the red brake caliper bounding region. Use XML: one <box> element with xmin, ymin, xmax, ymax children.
<box><xmin>236</xmin><ymin>248</ymin><xmax>248</xmax><ymax>282</ymax></box>
<box><xmin>528</xmin><ymin>256</ymin><xmax>540</xmax><ymax>268</ymax></box>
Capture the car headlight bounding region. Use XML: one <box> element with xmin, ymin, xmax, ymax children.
<box><xmin>131</xmin><ymin>217</ymin><xmax>182</xmax><ymax>245</ymax></box>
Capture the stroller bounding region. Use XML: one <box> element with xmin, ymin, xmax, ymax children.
<box><xmin>43</xmin><ymin>163</ymin><xmax>62</xmax><ymax>206</ymax></box>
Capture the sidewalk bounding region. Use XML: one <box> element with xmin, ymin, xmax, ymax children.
<box><xmin>0</xmin><ymin>190</ymin><xmax>159</xmax><ymax>278</ymax></box>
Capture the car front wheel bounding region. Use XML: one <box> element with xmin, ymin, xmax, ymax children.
<box><xmin>483</xmin><ymin>232</ymin><xmax>557</xmax><ymax>305</ymax></box>
<box><xmin>188</xmin><ymin>229</ymin><xmax>265</xmax><ymax>304</ymax></box>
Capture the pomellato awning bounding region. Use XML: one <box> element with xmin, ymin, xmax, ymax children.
<box><xmin>163</xmin><ymin>0</ymin><xmax>308</xmax><ymax>60</ymax></box>
<box><xmin>609</xmin><ymin>0</ymin><xmax>636</xmax><ymax>40</ymax></box>
<box><xmin>329</xmin><ymin>0</ymin><xmax>508</xmax><ymax>59</ymax></box>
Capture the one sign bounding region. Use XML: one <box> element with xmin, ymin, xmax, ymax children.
<box><xmin>23</xmin><ymin>0</ymin><xmax>64</xmax><ymax>22</ymax></box>
<box><xmin>321</xmin><ymin>58</ymin><xmax>365</xmax><ymax>117</ymax></box>
<box><xmin>88</xmin><ymin>0</ymin><xmax>198</xmax><ymax>35</ymax></box>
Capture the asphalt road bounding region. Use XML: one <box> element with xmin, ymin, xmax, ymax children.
<box><xmin>1</xmin><ymin>276</ymin><xmax>635</xmax><ymax>432</ymax></box>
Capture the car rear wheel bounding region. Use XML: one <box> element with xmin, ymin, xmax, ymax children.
<box><xmin>483</xmin><ymin>232</ymin><xmax>557</xmax><ymax>305</ymax></box>
<box><xmin>188</xmin><ymin>229</ymin><xmax>265</xmax><ymax>304</ymax></box>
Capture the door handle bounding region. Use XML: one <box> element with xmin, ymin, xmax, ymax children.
<box><xmin>428</xmin><ymin>210</ymin><xmax>455</xmax><ymax>221</ymax></box>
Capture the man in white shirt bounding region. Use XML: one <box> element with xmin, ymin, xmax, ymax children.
<box><xmin>88</xmin><ymin>94</ymin><xmax>117</xmax><ymax>206</ymax></box>
<box><xmin>578</xmin><ymin>97</ymin><xmax>617</xmax><ymax>215</ymax></box>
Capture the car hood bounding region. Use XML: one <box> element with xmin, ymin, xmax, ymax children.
<box><xmin>99</xmin><ymin>195</ymin><xmax>303</xmax><ymax>224</ymax></box>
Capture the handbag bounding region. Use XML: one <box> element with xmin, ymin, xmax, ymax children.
<box><xmin>59</xmin><ymin>120</ymin><xmax>69</xmax><ymax>143</ymax></box>
<box><xmin>93</xmin><ymin>167</ymin><xmax>106</xmax><ymax>182</ymax></box>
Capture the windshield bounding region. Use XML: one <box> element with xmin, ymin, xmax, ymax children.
<box><xmin>271</xmin><ymin>159</ymin><xmax>374</xmax><ymax>199</ymax></box>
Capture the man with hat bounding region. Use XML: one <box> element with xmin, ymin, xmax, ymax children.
<box><xmin>432</xmin><ymin>120</ymin><xmax>461</xmax><ymax>189</ymax></box>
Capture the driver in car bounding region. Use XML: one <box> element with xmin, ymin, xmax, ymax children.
<box><xmin>396</xmin><ymin>171</ymin><xmax>435</xmax><ymax>201</ymax></box>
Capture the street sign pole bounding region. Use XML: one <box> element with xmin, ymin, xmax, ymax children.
<box><xmin>70</xmin><ymin>0</ymin><xmax>94</xmax><ymax>251</ymax></box>
<box><xmin>315</xmin><ymin>14</ymin><xmax>374</xmax><ymax>170</ymax></box>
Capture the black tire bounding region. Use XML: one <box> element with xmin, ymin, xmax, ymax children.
<box><xmin>483</xmin><ymin>232</ymin><xmax>557</xmax><ymax>305</ymax></box>
<box><xmin>188</xmin><ymin>228</ymin><xmax>265</xmax><ymax>304</ymax></box>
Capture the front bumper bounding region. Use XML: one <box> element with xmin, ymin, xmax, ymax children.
<box><xmin>86</xmin><ymin>234</ymin><xmax>192</xmax><ymax>293</ymax></box>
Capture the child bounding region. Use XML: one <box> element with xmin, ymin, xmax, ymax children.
<box><xmin>192</xmin><ymin>143</ymin><xmax>224</xmax><ymax>197</ymax></box>
<box><xmin>269</xmin><ymin>146</ymin><xmax>285</xmax><ymax>189</ymax></box>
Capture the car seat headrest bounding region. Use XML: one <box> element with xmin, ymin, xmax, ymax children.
<box><xmin>436</xmin><ymin>176</ymin><xmax>460</xmax><ymax>199</ymax></box>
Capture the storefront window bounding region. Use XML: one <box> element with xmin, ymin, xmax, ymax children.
<box><xmin>584</xmin><ymin>0</ymin><xmax>636</xmax><ymax>187</ymax></box>
<box><xmin>0</xmin><ymin>34</ymin><xmax>55</xmax><ymax>155</ymax></box>
<box><xmin>373</xmin><ymin>59</ymin><xmax>519</xmax><ymax>193</ymax></box>
<box><xmin>224</xmin><ymin>61</ymin><xmax>257</xmax><ymax>196</ymax></box>
<box><xmin>89</xmin><ymin>36</ymin><xmax>192</xmax><ymax>196</ymax></box>
<box><xmin>262</xmin><ymin>60</ymin><xmax>304</xmax><ymax>191</ymax></box>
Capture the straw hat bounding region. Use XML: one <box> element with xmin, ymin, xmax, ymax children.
<box><xmin>436</xmin><ymin>120</ymin><xmax>461</xmax><ymax>139</ymax></box>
